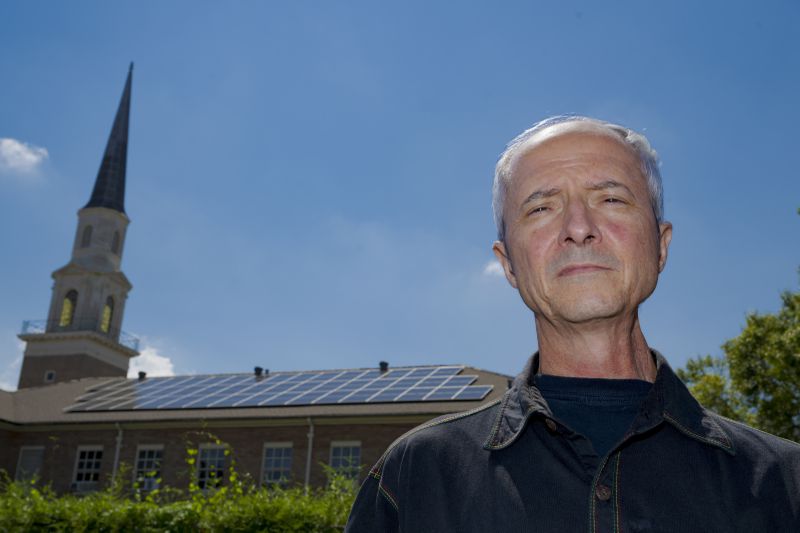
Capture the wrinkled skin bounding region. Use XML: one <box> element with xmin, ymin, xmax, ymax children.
<box><xmin>493</xmin><ymin>122</ymin><xmax>672</xmax><ymax>379</ymax></box>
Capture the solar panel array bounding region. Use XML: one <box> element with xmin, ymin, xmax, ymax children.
<box><xmin>66</xmin><ymin>366</ymin><xmax>494</xmax><ymax>412</ymax></box>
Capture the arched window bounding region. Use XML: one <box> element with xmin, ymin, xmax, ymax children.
<box><xmin>101</xmin><ymin>297</ymin><xmax>114</xmax><ymax>333</ymax></box>
<box><xmin>59</xmin><ymin>290</ymin><xmax>78</xmax><ymax>327</ymax></box>
<box><xmin>81</xmin><ymin>226</ymin><xmax>93</xmax><ymax>248</ymax></box>
<box><xmin>111</xmin><ymin>231</ymin><xmax>121</xmax><ymax>255</ymax></box>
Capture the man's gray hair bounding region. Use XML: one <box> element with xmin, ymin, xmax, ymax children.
<box><xmin>492</xmin><ymin>115</ymin><xmax>664</xmax><ymax>241</ymax></box>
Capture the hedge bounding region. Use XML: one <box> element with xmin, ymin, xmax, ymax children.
<box><xmin>1</xmin><ymin>434</ymin><xmax>357</xmax><ymax>532</ymax></box>
<box><xmin>0</xmin><ymin>473</ymin><xmax>355</xmax><ymax>532</ymax></box>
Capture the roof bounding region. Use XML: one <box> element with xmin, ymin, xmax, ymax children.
<box><xmin>0</xmin><ymin>365</ymin><xmax>511</xmax><ymax>427</ymax></box>
<box><xmin>84</xmin><ymin>63</ymin><xmax>132</xmax><ymax>214</ymax></box>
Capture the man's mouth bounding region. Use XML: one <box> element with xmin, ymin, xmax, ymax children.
<box><xmin>557</xmin><ymin>264</ymin><xmax>611</xmax><ymax>277</ymax></box>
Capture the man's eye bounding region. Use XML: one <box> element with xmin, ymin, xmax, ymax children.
<box><xmin>528</xmin><ymin>206</ymin><xmax>549</xmax><ymax>215</ymax></box>
<box><xmin>604</xmin><ymin>197</ymin><xmax>624</xmax><ymax>204</ymax></box>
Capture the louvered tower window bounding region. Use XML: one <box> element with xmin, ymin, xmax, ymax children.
<box><xmin>101</xmin><ymin>297</ymin><xmax>114</xmax><ymax>333</ymax></box>
<box><xmin>111</xmin><ymin>231</ymin><xmax>120</xmax><ymax>254</ymax></box>
<box><xmin>81</xmin><ymin>226</ymin><xmax>93</xmax><ymax>248</ymax></box>
<box><xmin>59</xmin><ymin>290</ymin><xmax>78</xmax><ymax>327</ymax></box>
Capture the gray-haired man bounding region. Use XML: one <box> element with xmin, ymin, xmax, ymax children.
<box><xmin>345</xmin><ymin>116</ymin><xmax>800</xmax><ymax>532</ymax></box>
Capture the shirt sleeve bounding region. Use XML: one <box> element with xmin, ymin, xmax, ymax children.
<box><xmin>344</xmin><ymin>470</ymin><xmax>400</xmax><ymax>533</ymax></box>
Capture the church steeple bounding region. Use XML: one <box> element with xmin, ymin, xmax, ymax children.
<box><xmin>85</xmin><ymin>62</ymin><xmax>132</xmax><ymax>214</ymax></box>
<box><xmin>17</xmin><ymin>65</ymin><xmax>139</xmax><ymax>389</ymax></box>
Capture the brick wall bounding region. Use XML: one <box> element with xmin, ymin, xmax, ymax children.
<box><xmin>2</xmin><ymin>419</ymin><xmax>420</xmax><ymax>493</ymax></box>
<box><xmin>8</xmin><ymin>427</ymin><xmax>118</xmax><ymax>492</ymax></box>
<box><xmin>17</xmin><ymin>354</ymin><xmax>126</xmax><ymax>389</ymax></box>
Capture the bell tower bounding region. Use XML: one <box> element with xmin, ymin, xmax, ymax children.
<box><xmin>17</xmin><ymin>64</ymin><xmax>139</xmax><ymax>389</ymax></box>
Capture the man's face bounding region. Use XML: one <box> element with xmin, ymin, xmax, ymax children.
<box><xmin>493</xmin><ymin>123</ymin><xmax>672</xmax><ymax>325</ymax></box>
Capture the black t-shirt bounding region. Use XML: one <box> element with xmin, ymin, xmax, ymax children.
<box><xmin>534</xmin><ymin>374</ymin><xmax>653</xmax><ymax>457</ymax></box>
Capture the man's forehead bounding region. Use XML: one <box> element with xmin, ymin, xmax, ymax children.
<box><xmin>508</xmin><ymin>121</ymin><xmax>640</xmax><ymax>175</ymax></box>
<box><xmin>519</xmin><ymin>121</ymin><xmax>628</xmax><ymax>155</ymax></box>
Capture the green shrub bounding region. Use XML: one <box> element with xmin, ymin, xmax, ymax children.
<box><xmin>0</xmin><ymin>440</ymin><xmax>357</xmax><ymax>532</ymax></box>
<box><xmin>0</xmin><ymin>473</ymin><xmax>355</xmax><ymax>532</ymax></box>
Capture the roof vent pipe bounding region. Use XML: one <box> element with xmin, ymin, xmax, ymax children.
<box><xmin>254</xmin><ymin>366</ymin><xmax>263</xmax><ymax>377</ymax></box>
<box><xmin>379</xmin><ymin>361</ymin><xmax>389</xmax><ymax>373</ymax></box>
<box><xmin>138</xmin><ymin>371</ymin><xmax>146</xmax><ymax>381</ymax></box>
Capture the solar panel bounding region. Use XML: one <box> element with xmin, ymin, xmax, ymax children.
<box><xmin>66</xmin><ymin>365</ymin><xmax>494</xmax><ymax>412</ymax></box>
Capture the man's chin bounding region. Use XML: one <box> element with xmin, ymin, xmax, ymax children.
<box><xmin>548</xmin><ymin>299</ymin><xmax>626</xmax><ymax>324</ymax></box>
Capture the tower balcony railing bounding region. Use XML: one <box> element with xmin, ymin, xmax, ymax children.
<box><xmin>20</xmin><ymin>318</ymin><xmax>141</xmax><ymax>352</ymax></box>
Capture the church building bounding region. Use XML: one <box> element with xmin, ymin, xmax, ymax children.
<box><xmin>0</xmin><ymin>66</ymin><xmax>508</xmax><ymax>493</ymax></box>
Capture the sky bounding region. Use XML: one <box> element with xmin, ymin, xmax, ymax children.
<box><xmin>0</xmin><ymin>1</ymin><xmax>798</xmax><ymax>390</ymax></box>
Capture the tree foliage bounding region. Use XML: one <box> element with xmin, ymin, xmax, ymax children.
<box><xmin>678</xmin><ymin>290</ymin><xmax>800</xmax><ymax>442</ymax></box>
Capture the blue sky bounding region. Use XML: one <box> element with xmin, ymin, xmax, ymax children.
<box><xmin>1</xmin><ymin>1</ymin><xmax>798</xmax><ymax>389</ymax></box>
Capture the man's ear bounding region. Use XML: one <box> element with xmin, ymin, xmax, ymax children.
<box><xmin>492</xmin><ymin>240</ymin><xmax>518</xmax><ymax>288</ymax></box>
<box><xmin>657</xmin><ymin>221</ymin><xmax>672</xmax><ymax>273</ymax></box>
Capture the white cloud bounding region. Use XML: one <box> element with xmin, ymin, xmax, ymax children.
<box><xmin>482</xmin><ymin>260</ymin><xmax>505</xmax><ymax>277</ymax></box>
<box><xmin>128</xmin><ymin>344</ymin><xmax>175</xmax><ymax>378</ymax></box>
<box><xmin>0</xmin><ymin>356</ymin><xmax>22</xmax><ymax>391</ymax></box>
<box><xmin>0</xmin><ymin>340</ymin><xmax>176</xmax><ymax>388</ymax></box>
<box><xmin>0</xmin><ymin>138</ymin><xmax>49</xmax><ymax>175</ymax></box>
<box><xmin>0</xmin><ymin>341</ymin><xmax>25</xmax><ymax>391</ymax></box>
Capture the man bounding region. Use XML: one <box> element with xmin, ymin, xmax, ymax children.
<box><xmin>345</xmin><ymin>116</ymin><xmax>800</xmax><ymax>532</ymax></box>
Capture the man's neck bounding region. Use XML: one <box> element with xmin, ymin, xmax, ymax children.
<box><xmin>534</xmin><ymin>313</ymin><xmax>656</xmax><ymax>382</ymax></box>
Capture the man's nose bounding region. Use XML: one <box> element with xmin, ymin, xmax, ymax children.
<box><xmin>559</xmin><ymin>200</ymin><xmax>600</xmax><ymax>245</ymax></box>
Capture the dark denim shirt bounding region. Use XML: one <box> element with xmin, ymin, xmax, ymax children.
<box><xmin>345</xmin><ymin>351</ymin><xmax>800</xmax><ymax>532</ymax></box>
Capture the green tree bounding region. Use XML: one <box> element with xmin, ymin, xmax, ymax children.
<box><xmin>676</xmin><ymin>354</ymin><xmax>755</xmax><ymax>425</ymax></box>
<box><xmin>678</xmin><ymin>290</ymin><xmax>800</xmax><ymax>442</ymax></box>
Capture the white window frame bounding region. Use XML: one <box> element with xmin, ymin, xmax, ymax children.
<box><xmin>133</xmin><ymin>444</ymin><xmax>164</xmax><ymax>491</ymax></box>
<box><xmin>43</xmin><ymin>370</ymin><xmax>56</xmax><ymax>383</ymax></box>
<box><xmin>16</xmin><ymin>445</ymin><xmax>45</xmax><ymax>482</ymax></box>
<box><xmin>197</xmin><ymin>443</ymin><xmax>228</xmax><ymax>490</ymax></box>
<box><xmin>261</xmin><ymin>442</ymin><xmax>293</xmax><ymax>486</ymax></box>
<box><xmin>72</xmin><ymin>445</ymin><xmax>104</xmax><ymax>493</ymax></box>
<box><xmin>329</xmin><ymin>440</ymin><xmax>362</xmax><ymax>479</ymax></box>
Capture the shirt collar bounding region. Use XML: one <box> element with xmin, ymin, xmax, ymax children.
<box><xmin>483</xmin><ymin>350</ymin><xmax>735</xmax><ymax>455</ymax></box>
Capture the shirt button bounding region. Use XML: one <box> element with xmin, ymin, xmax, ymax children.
<box><xmin>544</xmin><ymin>419</ymin><xmax>558</xmax><ymax>433</ymax></box>
<box><xmin>595</xmin><ymin>484</ymin><xmax>612</xmax><ymax>501</ymax></box>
